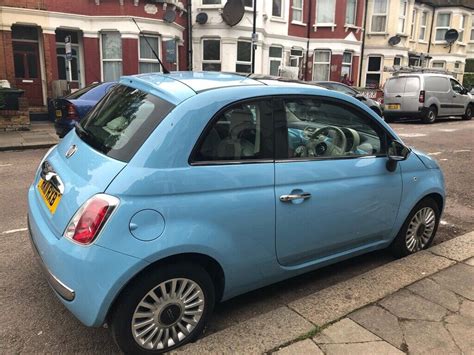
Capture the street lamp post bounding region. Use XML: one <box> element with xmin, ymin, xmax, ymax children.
<box><xmin>251</xmin><ymin>0</ymin><xmax>257</xmax><ymax>74</ymax></box>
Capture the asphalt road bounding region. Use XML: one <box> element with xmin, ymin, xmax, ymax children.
<box><xmin>0</xmin><ymin>118</ymin><xmax>472</xmax><ymax>353</ymax></box>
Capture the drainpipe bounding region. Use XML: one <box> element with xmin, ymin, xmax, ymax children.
<box><xmin>187</xmin><ymin>0</ymin><xmax>193</xmax><ymax>71</ymax></box>
<box><xmin>426</xmin><ymin>5</ymin><xmax>435</xmax><ymax>65</ymax></box>
<box><xmin>305</xmin><ymin>0</ymin><xmax>313</xmax><ymax>81</ymax></box>
<box><xmin>358</xmin><ymin>0</ymin><xmax>369</xmax><ymax>87</ymax></box>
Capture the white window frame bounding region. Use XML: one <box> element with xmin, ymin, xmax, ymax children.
<box><xmin>138</xmin><ymin>34</ymin><xmax>161</xmax><ymax>74</ymax></box>
<box><xmin>316</xmin><ymin>0</ymin><xmax>336</xmax><ymax>26</ymax></box>
<box><xmin>202</xmin><ymin>38</ymin><xmax>221</xmax><ymax>71</ymax></box>
<box><xmin>435</xmin><ymin>12</ymin><xmax>451</xmax><ymax>42</ymax></box>
<box><xmin>289</xmin><ymin>47</ymin><xmax>304</xmax><ymax>67</ymax></box>
<box><xmin>292</xmin><ymin>0</ymin><xmax>304</xmax><ymax>23</ymax></box>
<box><xmin>243</xmin><ymin>0</ymin><xmax>253</xmax><ymax>9</ymax></box>
<box><xmin>371</xmin><ymin>0</ymin><xmax>388</xmax><ymax>33</ymax></box>
<box><xmin>366</xmin><ymin>55</ymin><xmax>383</xmax><ymax>88</ymax></box>
<box><xmin>398</xmin><ymin>0</ymin><xmax>408</xmax><ymax>34</ymax></box>
<box><xmin>419</xmin><ymin>11</ymin><xmax>427</xmax><ymax>41</ymax></box>
<box><xmin>312</xmin><ymin>49</ymin><xmax>331</xmax><ymax>81</ymax></box>
<box><xmin>272</xmin><ymin>0</ymin><xmax>284</xmax><ymax>19</ymax></box>
<box><xmin>345</xmin><ymin>0</ymin><xmax>357</xmax><ymax>26</ymax></box>
<box><xmin>410</xmin><ymin>9</ymin><xmax>418</xmax><ymax>39</ymax></box>
<box><xmin>431</xmin><ymin>61</ymin><xmax>445</xmax><ymax>69</ymax></box>
<box><xmin>394</xmin><ymin>56</ymin><xmax>403</xmax><ymax>67</ymax></box>
<box><xmin>268</xmin><ymin>45</ymin><xmax>283</xmax><ymax>76</ymax></box>
<box><xmin>458</xmin><ymin>14</ymin><xmax>467</xmax><ymax>43</ymax></box>
<box><xmin>236</xmin><ymin>39</ymin><xmax>252</xmax><ymax>73</ymax></box>
<box><xmin>341</xmin><ymin>51</ymin><xmax>353</xmax><ymax>78</ymax></box>
<box><xmin>100</xmin><ymin>31</ymin><xmax>122</xmax><ymax>82</ymax></box>
<box><xmin>201</xmin><ymin>0</ymin><xmax>221</xmax><ymax>6</ymax></box>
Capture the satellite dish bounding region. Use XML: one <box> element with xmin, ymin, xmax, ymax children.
<box><xmin>388</xmin><ymin>35</ymin><xmax>401</xmax><ymax>46</ymax></box>
<box><xmin>163</xmin><ymin>8</ymin><xmax>176</xmax><ymax>23</ymax></box>
<box><xmin>445</xmin><ymin>29</ymin><xmax>459</xmax><ymax>44</ymax></box>
<box><xmin>196</xmin><ymin>12</ymin><xmax>208</xmax><ymax>25</ymax></box>
<box><xmin>222</xmin><ymin>0</ymin><xmax>244</xmax><ymax>27</ymax></box>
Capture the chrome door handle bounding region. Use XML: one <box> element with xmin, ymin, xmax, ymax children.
<box><xmin>280</xmin><ymin>192</ymin><xmax>312</xmax><ymax>202</ymax></box>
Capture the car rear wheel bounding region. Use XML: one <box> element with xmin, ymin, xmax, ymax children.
<box><xmin>110</xmin><ymin>263</ymin><xmax>215</xmax><ymax>354</ymax></box>
<box><xmin>389</xmin><ymin>198</ymin><xmax>440</xmax><ymax>258</ymax></box>
<box><xmin>462</xmin><ymin>104</ymin><xmax>473</xmax><ymax>120</ymax></box>
<box><xmin>422</xmin><ymin>106</ymin><xmax>437</xmax><ymax>124</ymax></box>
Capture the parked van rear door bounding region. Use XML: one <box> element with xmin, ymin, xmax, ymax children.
<box><xmin>399</xmin><ymin>76</ymin><xmax>420</xmax><ymax>112</ymax></box>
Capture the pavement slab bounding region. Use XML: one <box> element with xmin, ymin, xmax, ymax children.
<box><xmin>428</xmin><ymin>231</ymin><xmax>474</xmax><ymax>261</ymax></box>
<box><xmin>318</xmin><ymin>341</ymin><xmax>405</xmax><ymax>355</ymax></box>
<box><xmin>429</xmin><ymin>263</ymin><xmax>474</xmax><ymax>300</ymax></box>
<box><xmin>445</xmin><ymin>322</ymin><xmax>474</xmax><ymax>355</ymax></box>
<box><xmin>407</xmin><ymin>278</ymin><xmax>460</xmax><ymax>312</ymax></box>
<box><xmin>464</xmin><ymin>257</ymin><xmax>474</xmax><ymax>266</ymax></box>
<box><xmin>275</xmin><ymin>339</ymin><xmax>323</xmax><ymax>355</ymax></box>
<box><xmin>313</xmin><ymin>318</ymin><xmax>380</xmax><ymax>344</ymax></box>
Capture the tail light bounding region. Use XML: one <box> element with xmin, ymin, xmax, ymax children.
<box><xmin>419</xmin><ymin>90</ymin><xmax>425</xmax><ymax>103</ymax></box>
<box><xmin>66</xmin><ymin>103</ymin><xmax>79</xmax><ymax>119</ymax></box>
<box><xmin>64</xmin><ymin>194</ymin><xmax>119</xmax><ymax>245</ymax></box>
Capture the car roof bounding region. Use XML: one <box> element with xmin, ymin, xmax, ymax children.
<box><xmin>119</xmin><ymin>71</ymin><xmax>325</xmax><ymax>105</ymax></box>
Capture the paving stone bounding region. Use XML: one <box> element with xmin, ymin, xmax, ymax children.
<box><xmin>175</xmin><ymin>306</ymin><xmax>314</xmax><ymax>354</ymax></box>
<box><xmin>349</xmin><ymin>305</ymin><xmax>404</xmax><ymax>349</ymax></box>
<box><xmin>275</xmin><ymin>339</ymin><xmax>324</xmax><ymax>355</ymax></box>
<box><xmin>464</xmin><ymin>257</ymin><xmax>474</xmax><ymax>266</ymax></box>
<box><xmin>430</xmin><ymin>263</ymin><xmax>474</xmax><ymax>300</ymax></box>
<box><xmin>319</xmin><ymin>341</ymin><xmax>404</xmax><ymax>355</ymax></box>
<box><xmin>313</xmin><ymin>318</ymin><xmax>380</xmax><ymax>344</ymax></box>
<box><xmin>428</xmin><ymin>231</ymin><xmax>474</xmax><ymax>261</ymax></box>
<box><xmin>379</xmin><ymin>289</ymin><xmax>448</xmax><ymax>321</ymax></box>
<box><xmin>445</xmin><ymin>322</ymin><xmax>474</xmax><ymax>354</ymax></box>
<box><xmin>459</xmin><ymin>298</ymin><xmax>474</xmax><ymax>319</ymax></box>
<box><xmin>289</xmin><ymin>251</ymin><xmax>454</xmax><ymax>326</ymax></box>
<box><xmin>407</xmin><ymin>278</ymin><xmax>460</xmax><ymax>312</ymax></box>
<box><xmin>402</xmin><ymin>320</ymin><xmax>460</xmax><ymax>355</ymax></box>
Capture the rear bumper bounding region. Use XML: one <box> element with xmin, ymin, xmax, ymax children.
<box><xmin>384</xmin><ymin>107</ymin><xmax>428</xmax><ymax>119</ymax></box>
<box><xmin>27</xmin><ymin>185</ymin><xmax>149</xmax><ymax>326</ymax></box>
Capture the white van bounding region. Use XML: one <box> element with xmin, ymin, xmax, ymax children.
<box><xmin>383</xmin><ymin>73</ymin><xmax>473</xmax><ymax>123</ymax></box>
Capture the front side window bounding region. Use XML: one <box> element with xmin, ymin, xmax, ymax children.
<box><xmin>77</xmin><ymin>85</ymin><xmax>175</xmax><ymax>162</ymax></box>
<box><xmin>192</xmin><ymin>100</ymin><xmax>274</xmax><ymax>163</ymax></box>
<box><xmin>292</xmin><ymin>0</ymin><xmax>303</xmax><ymax>22</ymax></box>
<box><xmin>366</xmin><ymin>56</ymin><xmax>383</xmax><ymax>88</ymax></box>
<box><xmin>277</xmin><ymin>97</ymin><xmax>385</xmax><ymax>160</ymax></box>
<box><xmin>450</xmin><ymin>79</ymin><xmax>463</xmax><ymax>93</ymax></box>
<box><xmin>346</xmin><ymin>0</ymin><xmax>357</xmax><ymax>25</ymax></box>
<box><xmin>236</xmin><ymin>40</ymin><xmax>252</xmax><ymax>73</ymax></box>
<box><xmin>371</xmin><ymin>0</ymin><xmax>388</xmax><ymax>32</ymax></box>
<box><xmin>313</xmin><ymin>50</ymin><xmax>331</xmax><ymax>81</ymax></box>
<box><xmin>317</xmin><ymin>0</ymin><xmax>336</xmax><ymax>24</ymax></box>
<box><xmin>101</xmin><ymin>31</ymin><xmax>122</xmax><ymax>81</ymax></box>
<box><xmin>139</xmin><ymin>35</ymin><xmax>160</xmax><ymax>74</ymax></box>
<box><xmin>419</xmin><ymin>12</ymin><xmax>427</xmax><ymax>40</ymax></box>
<box><xmin>202</xmin><ymin>39</ymin><xmax>221</xmax><ymax>71</ymax></box>
<box><xmin>272</xmin><ymin>0</ymin><xmax>283</xmax><ymax>17</ymax></box>
<box><xmin>398</xmin><ymin>0</ymin><xmax>408</xmax><ymax>33</ymax></box>
<box><xmin>269</xmin><ymin>46</ymin><xmax>283</xmax><ymax>76</ymax></box>
<box><xmin>435</xmin><ymin>13</ymin><xmax>451</xmax><ymax>41</ymax></box>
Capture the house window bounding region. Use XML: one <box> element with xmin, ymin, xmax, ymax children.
<box><xmin>292</xmin><ymin>0</ymin><xmax>303</xmax><ymax>22</ymax></box>
<box><xmin>236</xmin><ymin>40</ymin><xmax>252</xmax><ymax>73</ymax></box>
<box><xmin>471</xmin><ymin>16</ymin><xmax>474</xmax><ymax>41</ymax></box>
<box><xmin>394</xmin><ymin>56</ymin><xmax>402</xmax><ymax>67</ymax></box>
<box><xmin>458</xmin><ymin>15</ymin><xmax>466</xmax><ymax>42</ymax></box>
<box><xmin>435</xmin><ymin>13</ymin><xmax>451</xmax><ymax>41</ymax></box>
<box><xmin>432</xmin><ymin>61</ymin><xmax>445</xmax><ymax>69</ymax></box>
<box><xmin>317</xmin><ymin>0</ymin><xmax>335</xmax><ymax>24</ymax></box>
<box><xmin>243</xmin><ymin>0</ymin><xmax>253</xmax><ymax>8</ymax></box>
<box><xmin>419</xmin><ymin>12</ymin><xmax>427</xmax><ymax>40</ymax></box>
<box><xmin>290</xmin><ymin>48</ymin><xmax>303</xmax><ymax>67</ymax></box>
<box><xmin>366</xmin><ymin>56</ymin><xmax>383</xmax><ymax>88</ymax></box>
<box><xmin>202</xmin><ymin>39</ymin><xmax>221</xmax><ymax>71</ymax></box>
<box><xmin>272</xmin><ymin>0</ymin><xmax>283</xmax><ymax>17</ymax></box>
<box><xmin>202</xmin><ymin>0</ymin><xmax>221</xmax><ymax>4</ymax></box>
<box><xmin>139</xmin><ymin>35</ymin><xmax>160</xmax><ymax>73</ymax></box>
<box><xmin>454</xmin><ymin>62</ymin><xmax>462</xmax><ymax>70</ymax></box>
<box><xmin>410</xmin><ymin>9</ymin><xmax>417</xmax><ymax>39</ymax></box>
<box><xmin>371</xmin><ymin>0</ymin><xmax>388</xmax><ymax>33</ymax></box>
<box><xmin>269</xmin><ymin>46</ymin><xmax>283</xmax><ymax>76</ymax></box>
<box><xmin>313</xmin><ymin>50</ymin><xmax>331</xmax><ymax>81</ymax></box>
<box><xmin>398</xmin><ymin>0</ymin><xmax>408</xmax><ymax>33</ymax></box>
<box><xmin>341</xmin><ymin>51</ymin><xmax>352</xmax><ymax>78</ymax></box>
<box><xmin>101</xmin><ymin>31</ymin><xmax>122</xmax><ymax>81</ymax></box>
<box><xmin>346</xmin><ymin>0</ymin><xmax>357</xmax><ymax>26</ymax></box>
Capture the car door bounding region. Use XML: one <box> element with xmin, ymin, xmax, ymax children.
<box><xmin>450</xmin><ymin>78</ymin><xmax>468</xmax><ymax>116</ymax></box>
<box><xmin>273</xmin><ymin>96</ymin><xmax>403</xmax><ymax>266</ymax></box>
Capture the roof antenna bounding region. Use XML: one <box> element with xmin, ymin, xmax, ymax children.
<box><xmin>131</xmin><ymin>18</ymin><xmax>170</xmax><ymax>74</ymax></box>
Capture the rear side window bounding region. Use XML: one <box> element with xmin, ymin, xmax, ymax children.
<box><xmin>66</xmin><ymin>84</ymin><xmax>99</xmax><ymax>99</ymax></box>
<box><xmin>424</xmin><ymin>76</ymin><xmax>449</xmax><ymax>92</ymax></box>
<box><xmin>77</xmin><ymin>84</ymin><xmax>175</xmax><ymax>162</ymax></box>
<box><xmin>385</xmin><ymin>78</ymin><xmax>406</xmax><ymax>93</ymax></box>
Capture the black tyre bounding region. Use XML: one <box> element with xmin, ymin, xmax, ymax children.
<box><xmin>462</xmin><ymin>104</ymin><xmax>473</xmax><ymax>120</ymax></box>
<box><xmin>389</xmin><ymin>198</ymin><xmax>440</xmax><ymax>258</ymax></box>
<box><xmin>110</xmin><ymin>263</ymin><xmax>215</xmax><ymax>354</ymax></box>
<box><xmin>422</xmin><ymin>106</ymin><xmax>437</xmax><ymax>124</ymax></box>
<box><xmin>384</xmin><ymin>115</ymin><xmax>394</xmax><ymax>123</ymax></box>
<box><xmin>371</xmin><ymin>106</ymin><xmax>382</xmax><ymax>117</ymax></box>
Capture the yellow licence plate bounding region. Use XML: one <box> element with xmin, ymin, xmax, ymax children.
<box><xmin>55</xmin><ymin>110</ymin><xmax>62</xmax><ymax>119</ymax></box>
<box><xmin>387</xmin><ymin>104</ymin><xmax>400</xmax><ymax>110</ymax></box>
<box><xmin>37</xmin><ymin>178</ymin><xmax>62</xmax><ymax>214</ymax></box>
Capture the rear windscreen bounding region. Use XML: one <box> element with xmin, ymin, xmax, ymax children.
<box><xmin>76</xmin><ymin>84</ymin><xmax>175</xmax><ymax>162</ymax></box>
<box><xmin>385</xmin><ymin>78</ymin><xmax>407</xmax><ymax>93</ymax></box>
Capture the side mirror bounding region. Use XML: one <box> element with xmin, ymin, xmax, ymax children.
<box><xmin>386</xmin><ymin>140</ymin><xmax>410</xmax><ymax>172</ymax></box>
<box><xmin>355</xmin><ymin>93</ymin><xmax>366</xmax><ymax>101</ymax></box>
<box><xmin>461</xmin><ymin>88</ymin><xmax>468</xmax><ymax>95</ymax></box>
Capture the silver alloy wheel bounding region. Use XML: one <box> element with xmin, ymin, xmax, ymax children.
<box><xmin>428</xmin><ymin>110</ymin><xmax>435</xmax><ymax>121</ymax></box>
<box><xmin>467</xmin><ymin>106</ymin><xmax>472</xmax><ymax>118</ymax></box>
<box><xmin>131</xmin><ymin>278</ymin><xmax>205</xmax><ymax>350</ymax></box>
<box><xmin>405</xmin><ymin>207</ymin><xmax>436</xmax><ymax>252</ymax></box>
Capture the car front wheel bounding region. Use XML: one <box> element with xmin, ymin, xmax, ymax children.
<box><xmin>422</xmin><ymin>106</ymin><xmax>437</xmax><ymax>124</ymax></box>
<box><xmin>111</xmin><ymin>263</ymin><xmax>215</xmax><ymax>354</ymax></box>
<box><xmin>462</xmin><ymin>104</ymin><xmax>473</xmax><ymax>120</ymax></box>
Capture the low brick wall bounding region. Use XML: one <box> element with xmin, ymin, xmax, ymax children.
<box><xmin>0</xmin><ymin>97</ymin><xmax>30</xmax><ymax>131</ymax></box>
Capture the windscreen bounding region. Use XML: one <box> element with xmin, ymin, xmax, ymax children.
<box><xmin>76</xmin><ymin>84</ymin><xmax>175</xmax><ymax>162</ymax></box>
<box><xmin>66</xmin><ymin>83</ymin><xmax>100</xmax><ymax>99</ymax></box>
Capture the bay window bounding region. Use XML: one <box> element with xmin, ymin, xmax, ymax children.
<box><xmin>236</xmin><ymin>40</ymin><xmax>252</xmax><ymax>73</ymax></box>
<box><xmin>139</xmin><ymin>35</ymin><xmax>160</xmax><ymax>73</ymax></box>
<box><xmin>313</xmin><ymin>50</ymin><xmax>331</xmax><ymax>81</ymax></box>
<box><xmin>272</xmin><ymin>0</ymin><xmax>283</xmax><ymax>18</ymax></box>
<box><xmin>398</xmin><ymin>0</ymin><xmax>408</xmax><ymax>33</ymax></box>
<box><xmin>292</xmin><ymin>0</ymin><xmax>303</xmax><ymax>22</ymax></box>
<box><xmin>346</xmin><ymin>0</ymin><xmax>357</xmax><ymax>26</ymax></box>
<box><xmin>366</xmin><ymin>56</ymin><xmax>383</xmax><ymax>88</ymax></box>
<box><xmin>341</xmin><ymin>51</ymin><xmax>352</xmax><ymax>79</ymax></box>
<box><xmin>419</xmin><ymin>12</ymin><xmax>427</xmax><ymax>40</ymax></box>
<box><xmin>202</xmin><ymin>39</ymin><xmax>221</xmax><ymax>71</ymax></box>
<box><xmin>410</xmin><ymin>9</ymin><xmax>417</xmax><ymax>39</ymax></box>
<box><xmin>435</xmin><ymin>13</ymin><xmax>451</xmax><ymax>41</ymax></box>
<box><xmin>458</xmin><ymin>15</ymin><xmax>466</xmax><ymax>43</ymax></box>
<box><xmin>371</xmin><ymin>0</ymin><xmax>388</xmax><ymax>33</ymax></box>
<box><xmin>101</xmin><ymin>31</ymin><xmax>122</xmax><ymax>81</ymax></box>
<box><xmin>317</xmin><ymin>0</ymin><xmax>336</xmax><ymax>25</ymax></box>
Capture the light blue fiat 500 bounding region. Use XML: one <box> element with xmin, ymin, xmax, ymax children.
<box><xmin>28</xmin><ymin>72</ymin><xmax>445</xmax><ymax>353</ymax></box>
